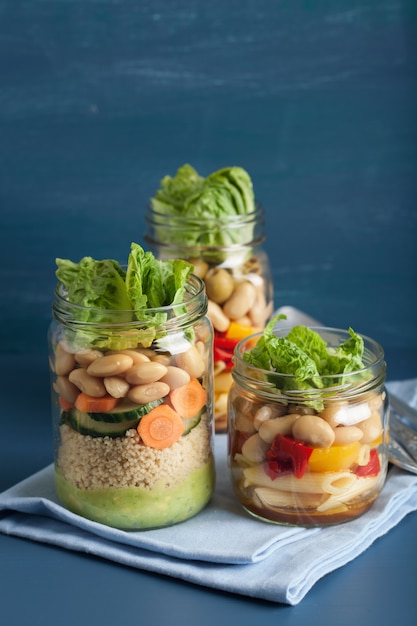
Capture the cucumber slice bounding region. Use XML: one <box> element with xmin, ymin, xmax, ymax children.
<box><xmin>61</xmin><ymin>409</ymin><xmax>139</xmax><ymax>437</ymax></box>
<box><xmin>86</xmin><ymin>399</ymin><xmax>162</xmax><ymax>423</ymax></box>
<box><xmin>182</xmin><ymin>406</ymin><xmax>205</xmax><ymax>436</ymax></box>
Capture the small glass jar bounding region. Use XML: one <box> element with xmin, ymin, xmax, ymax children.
<box><xmin>228</xmin><ymin>327</ymin><xmax>388</xmax><ymax>527</ymax></box>
<box><xmin>48</xmin><ymin>274</ymin><xmax>215</xmax><ymax>530</ymax></box>
<box><xmin>145</xmin><ymin>205</ymin><xmax>274</xmax><ymax>432</ymax></box>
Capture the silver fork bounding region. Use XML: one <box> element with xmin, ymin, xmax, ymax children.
<box><xmin>388</xmin><ymin>392</ymin><xmax>417</xmax><ymax>475</ymax></box>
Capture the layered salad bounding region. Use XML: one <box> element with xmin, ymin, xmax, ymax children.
<box><xmin>148</xmin><ymin>164</ymin><xmax>273</xmax><ymax>431</ymax></box>
<box><xmin>50</xmin><ymin>243</ymin><xmax>215</xmax><ymax>530</ymax></box>
<box><xmin>228</xmin><ymin>317</ymin><xmax>387</xmax><ymax>526</ymax></box>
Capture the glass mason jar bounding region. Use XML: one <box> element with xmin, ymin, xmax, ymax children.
<box><xmin>48</xmin><ymin>274</ymin><xmax>215</xmax><ymax>530</ymax></box>
<box><xmin>145</xmin><ymin>205</ymin><xmax>274</xmax><ymax>433</ymax></box>
<box><xmin>228</xmin><ymin>327</ymin><xmax>388</xmax><ymax>527</ymax></box>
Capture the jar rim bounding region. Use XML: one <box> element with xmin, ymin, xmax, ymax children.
<box><xmin>146</xmin><ymin>202</ymin><xmax>264</xmax><ymax>224</ymax></box>
<box><xmin>52</xmin><ymin>272</ymin><xmax>207</xmax><ymax>328</ymax></box>
<box><xmin>144</xmin><ymin>203</ymin><xmax>266</xmax><ymax>251</ymax></box>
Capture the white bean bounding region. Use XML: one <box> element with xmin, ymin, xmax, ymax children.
<box><xmin>110</xmin><ymin>349</ymin><xmax>150</xmax><ymax>365</ymax></box>
<box><xmin>160</xmin><ymin>366</ymin><xmax>191</xmax><ymax>389</ymax></box>
<box><xmin>87</xmin><ymin>354</ymin><xmax>134</xmax><ymax>377</ymax></box>
<box><xmin>103</xmin><ymin>376</ymin><xmax>130</xmax><ymax>399</ymax></box>
<box><xmin>222</xmin><ymin>281</ymin><xmax>256</xmax><ymax>320</ymax></box>
<box><xmin>125</xmin><ymin>361</ymin><xmax>168</xmax><ymax>385</ymax></box>
<box><xmin>204</xmin><ymin>268</ymin><xmax>235</xmax><ymax>304</ymax></box>
<box><xmin>127</xmin><ymin>382</ymin><xmax>170</xmax><ymax>404</ymax></box>
<box><xmin>241</xmin><ymin>434</ymin><xmax>270</xmax><ymax>463</ymax></box>
<box><xmin>55</xmin><ymin>375</ymin><xmax>80</xmax><ymax>404</ymax></box>
<box><xmin>292</xmin><ymin>414</ymin><xmax>335</xmax><ymax>448</ymax></box>
<box><xmin>69</xmin><ymin>368</ymin><xmax>106</xmax><ymax>397</ymax></box>
<box><xmin>74</xmin><ymin>348</ymin><xmax>104</xmax><ymax>367</ymax></box>
<box><xmin>356</xmin><ymin>412</ymin><xmax>383</xmax><ymax>444</ymax></box>
<box><xmin>55</xmin><ymin>343</ymin><xmax>75</xmax><ymax>376</ymax></box>
<box><xmin>207</xmin><ymin>300</ymin><xmax>230</xmax><ymax>332</ymax></box>
<box><xmin>253</xmin><ymin>404</ymin><xmax>287</xmax><ymax>430</ymax></box>
<box><xmin>333</xmin><ymin>425</ymin><xmax>364</xmax><ymax>445</ymax></box>
<box><xmin>259</xmin><ymin>414</ymin><xmax>300</xmax><ymax>443</ymax></box>
<box><xmin>175</xmin><ymin>345</ymin><xmax>205</xmax><ymax>378</ymax></box>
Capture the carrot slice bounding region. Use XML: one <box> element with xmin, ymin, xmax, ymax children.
<box><xmin>169</xmin><ymin>378</ymin><xmax>207</xmax><ymax>419</ymax></box>
<box><xmin>137</xmin><ymin>404</ymin><xmax>185</xmax><ymax>449</ymax></box>
<box><xmin>59</xmin><ymin>396</ymin><xmax>75</xmax><ymax>411</ymax></box>
<box><xmin>74</xmin><ymin>392</ymin><xmax>119</xmax><ymax>413</ymax></box>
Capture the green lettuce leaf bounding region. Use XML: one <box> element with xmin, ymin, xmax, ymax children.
<box><xmin>244</xmin><ymin>316</ymin><xmax>367</xmax><ymax>398</ymax></box>
<box><xmin>55</xmin><ymin>257</ymin><xmax>132</xmax><ymax>323</ymax></box>
<box><xmin>149</xmin><ymin>163</ymin><xmax>256</xmax><ymax>250</ymax></box>
<box><xmin>151</xmin><ymin>164</ymin><xmax>205</xmax><ymax>214</ymax></box>
<box><xmin>55</xmin><ymin>243</ymin><xmax>194</xmax><ymax>350</ymax></box>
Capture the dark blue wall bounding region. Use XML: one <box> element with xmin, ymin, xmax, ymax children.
<box><xmin>1</xmin><ymin>0</ymin><xmax>416</xmax><ymax>362</ymax></box>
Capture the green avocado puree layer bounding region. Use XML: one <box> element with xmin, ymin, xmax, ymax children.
<box><xmin>55</xmin><ymin>459</ymin><xmax>215</xmax><ymax>530</ymax></box>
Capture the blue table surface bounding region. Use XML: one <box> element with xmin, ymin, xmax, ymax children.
<box><xmin>1</xmin><ymin>1</ymin><xmax>417</xmax><ymax>624</ymax></box>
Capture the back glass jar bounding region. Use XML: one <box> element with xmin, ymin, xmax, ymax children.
<box><xmin>145</xmin><ymin>164</ymin><xmax>274</xmax><ymax>432</ymax></box>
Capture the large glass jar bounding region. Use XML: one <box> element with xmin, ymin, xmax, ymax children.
<box><xmin>145</xmin><ymin>205</ymin><xmax>274</xmax><ymax>432</ymax></box>
<box><xmin>48</xmin><ymin>274</ymin><xmax>215</xmax><ymax>530</ymax></box>
<box><xmin>228</xmin><ymin>327</ymin><xmax>388</xmax><ymax>527</ymax></box>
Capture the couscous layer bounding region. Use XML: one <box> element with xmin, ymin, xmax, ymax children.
<box><xmin>55</xmin><ymin>416</ymin><xmax>215</xmax><ymax>529</ymax></box>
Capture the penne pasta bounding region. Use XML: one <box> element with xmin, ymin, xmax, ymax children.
<box><xmin>357</xmin><ymin>444</ymin><xmax>371</xmax><ymax>466</ymax></box>
<box><xmin>317</xmin><ymin>475</ymin><xmax>380</xmax><ymax>512</ymax></box>
<box><xmin>254</xmin><ymin>487</ymin><xmax>324</xmax><ymax>509</ymax></box>
<box><xmin>321</xmin><ymin>472</ymin><xmax>356</xmax><ymax>494</ymax></box>
<box><xmin>243</xmin><ymin>466</ymin><xmax>361</xmax><ymax>495</ymax></box>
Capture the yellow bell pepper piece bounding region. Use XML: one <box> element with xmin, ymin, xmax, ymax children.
<box><xmin>308</xmin><ymin>441</ymin><xmax>361</xmax><ymax>473</ymax></box>
<box><xmin>225</xmin><ymin>321</ymin><xmax>261</xmax><ymax>341</ymax></box>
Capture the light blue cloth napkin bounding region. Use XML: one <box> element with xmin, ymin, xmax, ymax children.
<box><xmin>1</xmin><ymin>379</ymin><xmax>417</xmax><ymax>605</ymax></box>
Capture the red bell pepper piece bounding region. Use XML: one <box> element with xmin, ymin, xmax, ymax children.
<box><xmin>213</xmin><ymin>345</ymin><xmax>233</xmax><ymax>367</ymax></box>
<box><xmin>213</xmin><ymin>332</ymin><xmax>237</xmax><ymax>366</ymax></box>
<box><xmin>214</xmin><ymin>332</ymin><xmax>238</xmax><ymax>351</ymax></box>
<box><xmin>355</xmin><ymin>448</ymin><xmax>381</xmax><ymax>477</ymax></box>
<box><xmin>264</xmin><ymin>434</ymin><xmax>313</xmax><ymax>479</ymax></box>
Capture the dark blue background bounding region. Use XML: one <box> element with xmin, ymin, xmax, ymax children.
<box><xmin>1</xmin><ymin>0</ymin><xmax>416</xmax><ymax>364</ymax></box>
<box><xmin>1</xmin><ymin>3</ymin><xmax>417</xmax><ymax>624</ymax></box>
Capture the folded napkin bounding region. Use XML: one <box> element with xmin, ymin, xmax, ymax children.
<box><xmin>1</xmin><ymin>379</ymin><xmax>417</xmax><ymax>605</ymax></box>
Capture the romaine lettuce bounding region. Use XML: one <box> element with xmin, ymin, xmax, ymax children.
<box><xmin>149</xmin><ymin>164</ymin><xmax>256</xmax><ymax>249</ymax></box>
<box><xmin>55</xmin><ymin>243</ymin><xmax>194</xmax><ymax>350</ymax></box>
<box><xmin>244</xmin><ymin>316</ymin><xmax>367</xmax><ymax>396</ymax></box>
<box><xmin>55</xmin><ymin>257</ymin><xmax>133</xmax><ymax>323</ymax></box>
